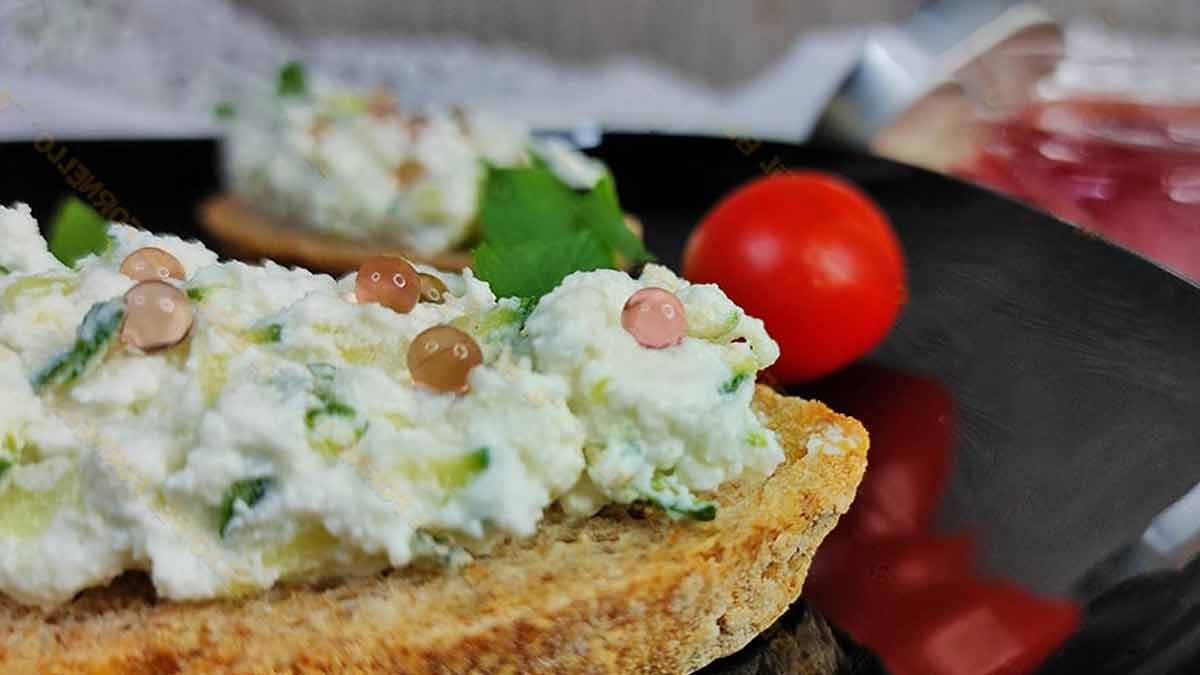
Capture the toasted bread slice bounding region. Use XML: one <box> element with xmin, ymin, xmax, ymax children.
<box><xmin>0</xmin><ymin>386</ymin><xmax>867</xmax><ymax>674</ymax></box>
<box><xmin>198</xmin><ymin>195</ymin><xmax>647</xmax><ymax>276</ymax></box>
<box><xmin>198</xmin><ymin>195</ymin><xmax>476</xmax><ymax>274</ymax></box>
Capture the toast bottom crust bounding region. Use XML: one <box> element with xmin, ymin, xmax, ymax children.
<box><xmin>0</xmin><ymin>386</ymin><xmax>867</xmax><ymax>674</ymax></box>
<box><xmin>198</xmin><ymin>195</ymin><xmax>474</xmax><ymax>274</ymax></box>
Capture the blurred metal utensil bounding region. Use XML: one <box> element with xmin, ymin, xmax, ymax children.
<box><xmin>809</xmin><ymin>2</ymin><xmax>1059</xmax><ymax>155</ymax></box>
<box><xmin>532</xmin><ymin>121</ymin><xmax>603</xmax><ymax>150</ymax></box>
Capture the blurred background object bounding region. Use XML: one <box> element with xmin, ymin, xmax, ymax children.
<box><xmin>6</xmin><ymin>3</ymin><xmax>1200</xmax><ymax>672</ymax></box>
<box><xmin>4</xmin><ymin>0</ymin><xmax>1198</xmax><ymax>143</ymax></box>
<box><xmin>0</xmin><ymin>0</ymin><xmax>916</xmax><ymax>141</ymax></box>
<box><xmin>235</xmin><ymin>0</ymin><xmax>918</xmax><ymax>88</ymax></box>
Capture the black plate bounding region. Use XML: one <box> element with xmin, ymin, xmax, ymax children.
<box><xmin>4</xmin><ymin>135</ymin><xmax>1200</xmax><ymax>673</ymax></box>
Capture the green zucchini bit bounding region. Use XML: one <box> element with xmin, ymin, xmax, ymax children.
<box><xmin>719</xmin><ymin>371</ymin><xmax>752</xmax><ymax>395</ymax></box>
<box><xmin>31</xmin><ymin>298</ymin><xmax>123</xmax><ymax>392</ymax></box>
<box><xmin>219</xmin><ymin>477</ymin><xmax>273</xmax><ymax>537</ymax></box>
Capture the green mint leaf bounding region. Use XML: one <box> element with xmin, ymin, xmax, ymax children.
<box><xmin>579</xmin><ymin>172</ymin><xmax>652</xmax><ymax>264</ymax></box>
<box><xmin>480</xmin><ymin>162</ymin><xmax>581</xmax><ymax>244</ymax></box>
<box><xmin>478</xmin><ymin>159</ymin><xmax>652</xmax><ymax>265</ymax></box>
<box><xmin>0</xmin><ymin>265</ymin><xmax>9</xmax><ymax>275</ymax></box>
<box><xmin>277</xmin><ymin>61</ymin><xmax>308</xmax><ymax>97</ymax></box>
<box><xmin>219</xmin><ymin>477</ymin><xmax>273</xmax><ymax>537</ymax></box>
<box><xmin>473</xmin><ymin>230</ymin><xmax>611</xmax><ymax>300</ymax></box>
<box><xmin>31</xmin><ymin>299</ymin><xmax>124</xmax><ymax>392</ymax></box>
<box><xmin>0</xmin><ymin>459</ymin><xmax>10</xmax><ymax>480</ymax></box>
<box><xmin>213</xmin><ymin>101</ymin><xmax>236</xmax><ymax>119</ymax></box>
<box><xmin>48</xmin><ymin>196</ymin><xmax>112</xmax><ymax>267</ymax></box>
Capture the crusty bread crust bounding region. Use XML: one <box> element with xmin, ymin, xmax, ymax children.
<box><xmin>198</xmin><ymin>195</ymin><xmax>475</xmax><ymax>274</ymax></box>
<box><xmin>0</xmin><ymin>386</ymin><xmax>867</xmax><ymax>674</ymax></box>
<box><xmin>198</xmin><ymin>196</ymin><xmax>646</xmax><ymax>276</ymax></box>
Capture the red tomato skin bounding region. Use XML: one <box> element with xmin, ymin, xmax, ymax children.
<box><xmin>683</xmin><ymin>172</ymin><xmax>906</xmax><ymax>382</ymax></box>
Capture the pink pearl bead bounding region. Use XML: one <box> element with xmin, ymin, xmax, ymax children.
<box><xmin>355</xmin><ymin>256</ymin><xmax>421</xmax><ymax>314</ymax></box>
<box><xmin>621</xmin><ymin>288</ymin><xmax>687</xmax><ymax>348</ymax></box>
<box><xmin>120</xmin><ymin>281</ymin><xmax>194</xmax><ymax>351</ymax></box>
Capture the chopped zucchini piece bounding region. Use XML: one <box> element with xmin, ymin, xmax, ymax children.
<box><xmin>0</xmin><ymin>466</ymin><xmax>80</xmax><ymax>538</ymax></box>
<box><xmin>198</xmin><ymin>350</ymin><xmax>231</xmax><ymax>406</ymax></box>
<box><xmin>745</xmin><ymin>430</ymin><xmax>769</xmax><ymax>448</ymax></box>
<box><xmin>719</xmin><ymin>371</ymin><xmax>752</xmax><ymax>395</ymax></box>
<box><xmin>31</xmin><ymin>298</ymin><xmax>123</xmax><ymax>392</ymax></box>
<box><xmin>450</xmin><ymin>304</ymin><xmax>526</xmax><ymax>345</ymax></box>
<box><xmin>245</xmin><ymin>322</ymin><xmax>283</xmax><ymax>344</ymax></box>
<box><xmin>589</xmin><ymin>377</ymin><xmax>610</xmax><ymax>404</ymax></box>
<box><xmin>2</xmin><ymin>275</ymin><xmax>77</xmax><ymax>311</ymax></box>
<box><xmin>2</xmin><ymin>434</ymin><xmax>36</xmax><ymax>464</ymax></box>
<box><xmin>304</xmin><ymin>401</ymin><xmax>355</xmax><ymax>428</ymax></box>
<box><xmin>689</xmin><ymin>309</ymin><xmax>741</xmax><ymax>341</ymax></box>
<box><xmin>653</xmin><ymin>500</ymin><xmax>716</xmax><ymax>522</ymax></box>
<box><xmin>186</xmin><ymin>286</ymin><xmax>212</xmax><ymax>302</ymax></box>
<box><xmin>440</xmin><ymin>447</ymin><xmax>490</xmax><ymax>491</ymax></box>
<box><xmin>219</xmin><ymin>477</ymin><xmax>273</xmax><ymax>537</ymax></box>
<box><xmin>304</xmin><ymin>363</ymin><xmax>366</xmax><ymax>456</ymax></box>
<box><xmin>277</xmin><ymin>61</ymin><xmax>307</xmax><ymax>97</ymax></box>
<box><xmin>643</xmin><ymin>472</ymin><xmax>717</xmax><ymax>522</ymax></box>
<box><xmin>213</xmin><ymin>101</ymin><xmax>235</xmax><ymax>119</ymax></box>
<box><xmin>263</xmin><ymin>522</ymin><xmax>340</xmax><ymax>578</ymax></box>
<box><xmin>398</xmin><ymin>447</ymin><xmax>490</xmax><ymax>491</ymax></box>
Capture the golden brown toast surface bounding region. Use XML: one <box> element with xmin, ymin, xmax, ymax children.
<box><xmin>0</xmin><ymin>386</ymin><xmax>867</xmax><ymax>674</ymax></box>
<box><xmin>199</xmin><ymin>195</ymin><xmax>475</xmax><ymax>274</ymax></box>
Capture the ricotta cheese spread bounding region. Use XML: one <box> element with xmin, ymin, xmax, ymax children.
<box><xmin>0</xmin><ymin>203</ymin><xmax>782</xmax><ymax>607</ymax></box>
<box><xmin>223</xmin><ymin>83</ymin><xmax>608</xmax><ymax>256</ymax></box>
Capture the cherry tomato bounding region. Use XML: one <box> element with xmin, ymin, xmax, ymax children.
<box><xmin>809</xmin><ymin>364</ymin><xmax>955</xmax><ymax>538</ymax></box>
<box><xmin>683</xmin><ymin>173</ymin><xmax>906</xmax><ymax>382</ymax></box>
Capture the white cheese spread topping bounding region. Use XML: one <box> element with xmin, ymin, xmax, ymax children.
<box><xmin>0</xmin><ymin>204</ymin><xmax>782</xmax><ymax>606</ymax></box>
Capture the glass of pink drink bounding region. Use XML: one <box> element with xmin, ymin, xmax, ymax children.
<box><xmin>931</xmin><ymin>25</ymin><xmax>1200</xmax><ymax>281</ymax></box>
<box><xmin>958</xmin><ymin>98</ymin><xmax>1200</xmax><ymax>280</ymax></box>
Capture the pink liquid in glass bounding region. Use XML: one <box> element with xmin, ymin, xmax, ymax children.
<box><xmin>957</xmin><ymin>99</ymin><xmax>1200</xmax><ymax>281</ymax></box>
